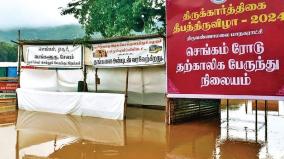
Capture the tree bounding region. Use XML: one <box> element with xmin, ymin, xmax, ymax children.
<box><xmin>61</xmin><ymin>0</ymin><xmax>165</xmax><ymax>38</ymax></box>
<box><xmin>0</xmin><ymin>42</ymin><xmax>17</xmax><ymax>62</ymax></box>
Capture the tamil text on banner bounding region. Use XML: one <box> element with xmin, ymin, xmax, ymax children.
<box><xmin>167</xmin><ymin>0</ymin><xmax>284</xmax><ymax>100</ymax></box>
<box><xmin>0</xmin><ymin>82</ymin><xmax>18</xmax><ymax>91</ymax></box>
<box><xmin>87</xmin><ymin>38</ymin><xmax>165</xmax><ymax>67</ymax></box>
<box><xmin>25</xmin><ymin>45</ymin><xmax>82</xmax><ymax>68</ymax></box>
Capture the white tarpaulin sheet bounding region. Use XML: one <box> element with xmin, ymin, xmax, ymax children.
<box><xmin>20</xmin><ymin>66</ymin><xmax>166</xmax><ymax>106</ymax></box>
<box><xmin>57</xmin><ymin>69</ymin><xmax>84</xmax><ymax>92</ymax></box>
<box><xmin>16</xmin><ymin>88</ymin><xmax>125</xmax><ymax>120</ymax></box>
<box><xmin>20</xmin><ymin>69</ymin><xmax>58</xmax><ymax>91</ymax></box>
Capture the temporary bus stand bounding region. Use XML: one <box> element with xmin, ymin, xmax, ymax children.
<box><xmin>16</xmin><ymin>40</ymin><xmax>126</xmax><ymax>120</ymax></box>
<box><xmin>85</xmin><ymin>34</ymin><xmax>166</xmax><ymax>119</ymax></box>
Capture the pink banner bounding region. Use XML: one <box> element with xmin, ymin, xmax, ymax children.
<box><xmin>167</xmin><ymin>0</ymin><xmax>284</xmax><ymax>99</ymax></box>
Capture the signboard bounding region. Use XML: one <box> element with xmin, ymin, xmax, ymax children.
<box><xmin>0</xmin><ymin>82</ymin><xmax>18</xmax><ymax>91</ymax></box>
<box><xmin>167</xmin><ymin>0</ymin><xmax>284</xmax><ymax>100</ymax></box>
<box><xmin>26</xmin><ymin>45</ymin><xmax>82</xmax><ymax>68</ymax></box>
<box><xmin>89</xmin><ymin>38</ymin><xmax>165</xmax><ymax>67</ymax></box>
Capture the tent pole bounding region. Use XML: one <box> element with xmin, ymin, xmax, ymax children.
<box><xmin>83</xmin><ymin>65</ymin><xmax>87</xmax><ymax>92</ymax></box>
<box><xmin>82</xmin><ymin>45</ymin><xmax>87</xmax><ymax>92</ymax></box>
<box><xmin>124</xmin><ymin>68</ymin><xmax>129</xmax><ymax>119</ymax></box>
<box><xmin>245</xmin><ymin>100</ymin><xmax>248</xmax><ymax>114</ymax></box>
<box><xmin>16</xmin><ymin>30</ymin><xmax>22</xmax><ymax>110</ymax></box>
<box><xmin>95</xmin><ymin>68</ymin><xmax>98</xmax><ymax>92</ymax></box>
<box><xmin>17</xmin><ymin>30</ymin><xmax>21</xmax><ymax>86</ymax></box>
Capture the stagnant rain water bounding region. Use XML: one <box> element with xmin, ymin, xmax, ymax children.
<box><xmin>0</xmin><ymin>100</ymin><xmax>284</xmax><ymax>159</ymax></box>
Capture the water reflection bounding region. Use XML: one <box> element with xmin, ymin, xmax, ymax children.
<box><xmin>220</xmin><ymin>100</ymin><xmax>284</xmax><ymax>159</ymax></box>
<box><xmin>0</xmin><ymin>101</ymin><xmax>284</xmax><ymax>159</ymax></box>
<box><xmin>166</xmin><ymin>119</ymin><xmax>220</xmax><ymax>159</ymax></box>
<box><xmin>16</xmin><ymin>110</ymin><xmax>125</xmax><ymax>158</ymax></box>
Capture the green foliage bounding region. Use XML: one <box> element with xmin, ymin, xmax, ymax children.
<box><xmin>0</xmin><ymin>25</ymin><xmax>85</xmax><ymax>42</ymax></box>
<box><xmin>0</xmin><ymin>42</ymin><xmax>17</xmax><ymax>62</ymax></box>
<box><xmin>0</xmin><ymin>25</ymin><xmax>86</xmax><ymax>62</ymax></box>
<box><xmin>61</xmin><ymin>0</ymin><xmax>165</xmax><ymax>38</ymax></box>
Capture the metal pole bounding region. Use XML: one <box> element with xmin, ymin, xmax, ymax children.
<box><xmin>245</xmin><ymin>126</ymin><xmax>248</xmax><ymax>141</ymax></box>
<box><xmin>265</xmin><ymin>100</ymin><xmax>268</xmax><ymax>142</ymax></box>
<box><xmin>198</xmin><ymin>99</ymin><xmax>201</xmax><ymax>116</ymax></box>
<box><xmin>227</xmin><ymin>99</ymin><xmax>229</xmax><ymax>139</ymax></box>
<box><xmin>17</xmin><ymin>30</ymin><xmax>21</xmax><ymax>82</ymax></box>
<box><xmin>227</xmin><ymin>99</ymin><xmax>229</xmax><ymax>118</ymax></box>
<box><xmin>255</xmin><ymin>100</ymin><xmax>258</xmax><ymax>142</ymax></box>
<box><xmin>54</xmin><ymin>136</ymin><xmax>57</xmax><ymax>152</ymax></box>
<box><xmin>245</xmin><ymin>100</ymin><xmax>248</xmax><ymax>114</ymax></box>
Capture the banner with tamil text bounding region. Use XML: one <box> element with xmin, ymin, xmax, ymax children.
<box><xmin>88</xmin><ymin>38</ymin><xmax>165</xmax><ymax>67</ymax></box>
<box><xmin>25</xmin><ymin>45</ymin><xmax>82</xmax><ymax>68</ymax></box>
<box><xmin>167</xmin><ymin>0</ymin><xmax>284</xmax><ymax>100</ymax></box>
<box><xmin>0</xmin><ymin>82</ymin><xmax>18</xmax><ymax>91</ymax></box>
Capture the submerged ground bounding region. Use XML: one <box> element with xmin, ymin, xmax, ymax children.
<box><xmin>0</xmin><ymin>100</ymin><xmax>283</xmax><ymax>159</ymax></box>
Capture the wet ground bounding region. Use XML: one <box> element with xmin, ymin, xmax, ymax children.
<box><xmin>0</xmin><ymin>100</ymin><xmax>284</xmax><ymax>159</ymax></box>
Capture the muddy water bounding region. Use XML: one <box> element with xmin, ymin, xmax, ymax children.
<box><xmin>0</xmin><ymin>100</ymin><xmax>284</xmax><ymax>159</ymax></box>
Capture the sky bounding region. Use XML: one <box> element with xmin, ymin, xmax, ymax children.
<box><xmin>0</xmin><ymin>0</ymin><xmax>78</xmax><ymax>30</ymax></box>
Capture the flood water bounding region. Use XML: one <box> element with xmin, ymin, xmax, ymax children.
<box><xmin>0</xmin><ymin>100</ymin><xmax>284</xmax><ymax>159</ymax></box>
